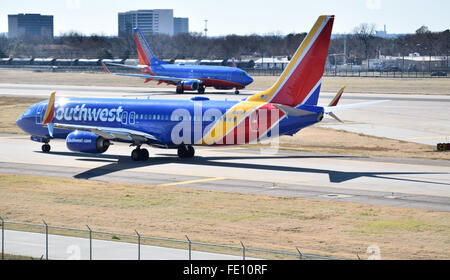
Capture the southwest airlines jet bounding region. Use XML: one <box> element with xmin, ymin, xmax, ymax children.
<box><xmin>103</xmin><ymin>28</ymin><xmax>254</xmax><ymax>95</ymax></box>
<box><xmin>17</xmin><ymin>16</ymin><xmax>386</xmax><ymax>161</ymax></box>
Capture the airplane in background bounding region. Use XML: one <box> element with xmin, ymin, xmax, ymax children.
<box><xmin>102</xmin><ymin>28</ymin><xmax>254</xmax><ymax>95</ymax></box>
<box><xmin>17</xmin><ymin>15</ymin><xmax>388</xmax><ymax>161</ymax></box>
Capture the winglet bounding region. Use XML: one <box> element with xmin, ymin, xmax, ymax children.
<box><xmin>328</xmin><ymin>86</ymin><xmax>346</xmax><ymax>107</ymax></box>
<box><xmin>42</xmin><ymin>92</ymin><xmax>55</xmax><ymax>125</ymax></box>
<box><xmin>42</xmin><ymin>92</ymin><xmax>56</xmax><ymax>138</ymax></box>
<box><xmin>101</xmin><ymin>61</ymin><xmax>111</xmax><ymax>74</ymax></box>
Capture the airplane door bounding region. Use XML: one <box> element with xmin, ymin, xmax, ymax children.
<box><xmin>250</xmin><ymin>110</ymin><xmax>259</xmax><ymax>131</ymax></box>
<box><xmin>35</xmin><ymin>104</ymin><xmax>44</xmax><ymax>124</ymax></box>
<box><xmin>227</xmin><ymin>71</ymin><xmax>232</xmax><ymax>81</ymax></box>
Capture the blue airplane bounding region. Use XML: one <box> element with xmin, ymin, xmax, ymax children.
<box><xmin>16</xmin><ymin>16</ymin><xmax>387</xmax><ymax>161</ymax></box>
<box><xmin>103</xmin><ymin>28</ymin><xmax>254</xmax><ymax>95</ymax></box>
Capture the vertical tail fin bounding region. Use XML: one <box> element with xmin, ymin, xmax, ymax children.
<box><xmin>248</xmin><ymin>15</ymin><xmax>334</xmax><ymax>107</ymax></box>
<box><xmin>134</xmin><ymin>28</ymin><xmax>163</xmax><ymax>66</ymax></box>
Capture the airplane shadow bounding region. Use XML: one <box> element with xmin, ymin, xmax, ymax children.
<box><xmin>41</xmin><ymin>150</ymin><xmax>450</xmax><ymax>187</ymax></box>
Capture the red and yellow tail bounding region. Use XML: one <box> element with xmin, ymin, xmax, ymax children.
<box><xmin>248</xmin><ymin>15</ymin><xmax>334</xmax><ymax>107</ymax></box>
<box><xmin>134</xmin><ymin>28</ymin><xmax>162</xmax><ymax>66</ymax></box>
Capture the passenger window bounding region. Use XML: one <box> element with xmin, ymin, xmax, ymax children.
<box><xmin>121</xmin><ymin>112</ymin><xmax>128</xmax><ymax>125</ymax></box>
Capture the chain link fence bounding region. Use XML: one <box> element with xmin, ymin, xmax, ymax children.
<box><xmin>0</xmin><ymin>217</ymin><xmax>341</xmax><ymax>260</ymax></box>
<box><xmin>0</xmin><ymin>64</ymin><xmax>448</xmax><ymax>78</ymax></box>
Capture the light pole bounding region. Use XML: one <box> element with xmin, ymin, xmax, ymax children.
<box><xmin>204</xmin><ymin>20</ymin><xmax>208</xmax><ymax>38</ymax></box>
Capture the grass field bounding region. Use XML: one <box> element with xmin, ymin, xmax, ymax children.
<box><xmin>0</xmin><ymin>173</ymin><xmax>449</xmax><ymax>260</ymax></box>
<box><xmin>2</xmin><ymin>254</ymin><xmax>37</xmax><ymax>260</ymax></box>
<box><xmin>0</xmin><ymin>69</ymin><xmax>449</xmax><ymax>95</ymax></box>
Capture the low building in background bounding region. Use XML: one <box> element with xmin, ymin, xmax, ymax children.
<box><xmin>118</xmin><ymin>9</ymin><xmax>174</xmax><ymax>37</ymax></box>
<box><xmin>173</xmin><ymin>17</ymin><xmax>189</xmax><ymax>35</ymax></box>
<box><xmin>8</xmin><ymin>13</ymin><xmax>54</xmax><ymax>39</ymax></box>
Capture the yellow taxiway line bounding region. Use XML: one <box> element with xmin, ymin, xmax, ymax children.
<box><xmin>158</xmin><ymin>177</ymin><xmax>227</xmax><ymax>187</ymax></box>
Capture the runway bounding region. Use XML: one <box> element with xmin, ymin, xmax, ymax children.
<box><xmin>1</xmin><ymin>83</ymin><xmax>449</xmax><ymax>145</ymax></box>
<box><xmin>0</xmin><ymin>134</ymin><xmax>449</xmax><ymax>211</ymax></box>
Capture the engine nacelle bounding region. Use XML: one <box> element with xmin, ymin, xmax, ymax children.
<box><xmin>66</xmin><ymin>130</ymin><xmax>110</xmax><ymax>154</ymax></box>
<box><xmin>181</xmin><ymin>80</ymin><xmax>199</xmax><ymax>91</ymax></box>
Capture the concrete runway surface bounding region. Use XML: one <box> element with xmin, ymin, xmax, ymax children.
<box><xmin>0</xmin><ymin>135</ymin><xmax>449</xmax><ymax>211</ymax></box>
<box><xmin>2</xmin><ymin>230</ymin><xmax>254</xmax><ymax>260</ymax></box>
<box><xmin>1</xmin><ymin>83</ymin><xmax>449</xmax><ymax>145</ymax></box>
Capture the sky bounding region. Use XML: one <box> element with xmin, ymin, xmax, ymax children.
<box><xmin>1</xmin><ymin>0</ymin><xmax>449</xmax><ymax>36</ymax></box>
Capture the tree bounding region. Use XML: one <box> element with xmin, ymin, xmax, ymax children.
<box><xmin>97</xmin><ymin>48</ymin><xmax>113</xmax><ymax>59</ymax></box>
<box><xmin>353</xmin><ymin>23</ymin><xmax>376</xmax><ymax>69</ymax></box>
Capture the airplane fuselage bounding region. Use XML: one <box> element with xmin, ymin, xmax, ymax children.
<box><xmin>148</xmin><ymin>63</ymin><xmax>254</xmax><ymax>90</ymax></box>
<box><xmin>17</xmin><ymin>97</ymin><xmax>323</xmax><ymax>148</ymax></box>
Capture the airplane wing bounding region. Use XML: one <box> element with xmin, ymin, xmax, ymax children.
<box><xmin>102</xmin><ymin>62</ymin><xmax>202</xmax><ymax>85</ymax></box>
<box><xmin>104</xmin><ymin>62</ymin><xmax>147</xmax><ymax>70</ymax></box>
<box><xmin>324</xmin><ymin>100</ymin><xmax>389</xmax><ymax>113</ymax></box>
<box><xmin>323</xmin><ymin>100</ymin><xmax>389</xmax><ymax>123</ymax></box>
<box><xmin>53</xmin><ymin>123</ymin><xmax>158</xmax><ymax>143</ymax></box>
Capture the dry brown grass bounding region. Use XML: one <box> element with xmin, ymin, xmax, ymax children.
<box><xmin>277</xmin><ymin>126</ymin><xmax>450</xmax><ymax>161</ymax></box>
<box><xmin>0</xmin><ymin>97</ymin><xmax>43</xmax><ymax>134</ymax></box>
<box><xmin>0</xmin><ymin>174</ymin><xmax>449</xmax><ymax>260</ymax></box>
<box><xmin>1</xmin><ymin>69</ymin><xmax>449</xmax><ymax>95</ymax></box>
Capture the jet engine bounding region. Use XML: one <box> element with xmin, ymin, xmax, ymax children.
<box><xmin>180</xmin><ymin>80</ymin><xmax>199</xmax><ymax>91</ymax></box>
<box><xmin>66</xmin><ymin>130</ymin><xmax>110</xmax><ymax>154</ymax></box>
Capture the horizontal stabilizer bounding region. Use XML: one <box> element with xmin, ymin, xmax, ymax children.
<box><xmin>273</xmin><ymin>103</ymin><xmax>315</xmax><ymax>118</ymax></box>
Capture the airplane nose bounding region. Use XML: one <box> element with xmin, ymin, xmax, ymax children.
<box><xmin>247</xmin><ymin>75</ymin><xmax>254</xmax><ymax>85</ymax></box>
<box><xmin>16</xmin><ymin>115</ymin><xmax>26</xmax><ymax>131</ymax></box>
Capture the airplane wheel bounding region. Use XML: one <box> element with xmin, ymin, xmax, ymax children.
<box><xmin>176</xmin><ymin>86</ymin><xmax>184</xmax><ymax>94</ymax></box>
<box><xmin>235</xmin><ymin>90</ymin><xmax>240</xmax><ymax>95</ymax></box>
<box><xmin>187</xmin><ymin>145</ymin><xmax>195</xmax><ymax>158</ymax></box>
<box><xmin>131</xmin><ymin>149</ymin><xmax>141</xmax><ymax>161</ymax></box>
<box><xmin>42</xmin><ymin>144</ymin><xmax>51</xmax><ymax>153</ymax></box>
<box><xmin>178</xmin><ymin>145</ymin><xmax>195</xmax><ymax>158</ymax></box>
<box><xmin>198</xmin><ymin>86</ymin><xmax>205</xmax><ymax>94</ymax></box>
<box><xmin>140</xmin><ymin>149</ymin><xmax>149</xmax><ymax>161</ymax></box>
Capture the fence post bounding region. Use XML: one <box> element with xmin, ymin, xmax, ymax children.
<box><xmin>185</xmin><ymin>235</ymin><xmax>191</xmax><ymax>260</ymax></box>
<box><xmin>296</xmin><ymin>247</ymin><xmax>303</xmax><ymax>260</ymax></box>
<box><xmin>0</xmin><ymin>216</ymin><xmax>4</xmax><ymax>260</ymax></box>
<box><xmin>240</xmin><ymin>241</ymin><xmax>246</xmax><ymax>260</ymax></box>
<box><xmin>42</xmin><ymin>220</ymin><xmax>48</xmax><ymax>260</ymax></box>
<box><xmin>135</xmin><ymin>230</ymin><xmax>141</xmax><ymax>260</ymax></box>
<box><xmin>86</xmin><ymin>225</ymin><xmax>92</xmax><ymax>260</ymax></box>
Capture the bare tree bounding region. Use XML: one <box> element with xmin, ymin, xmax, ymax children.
<box><xmin>353</xmin><ymin>23</ymin><xmax>376</xmax><ymax>69</ymax></box>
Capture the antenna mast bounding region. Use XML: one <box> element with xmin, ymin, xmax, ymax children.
<box><xmin>204</xmin><ymin>19</ymin><xmax>208</xmax><ymax>37</ymax></box>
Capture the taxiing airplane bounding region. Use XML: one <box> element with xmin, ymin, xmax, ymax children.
<box><xmin>17</xmin><ymin>15</ymin><xmax>387</xmax><ymax>161</ymax></box>
<box><xmin>103</xmin><ymin>28</ymin><xmax>254</xmax><ymax>95</ymax></box>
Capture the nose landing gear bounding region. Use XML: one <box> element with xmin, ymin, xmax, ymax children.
<box><xmin>41</xmin><ymin>143</ymin><xmax>51</xmax><ymax>153</ymax></box>
<box><xmin>41</xmin><ymin>138</ymin><xmax>51</xmax><ymax>153</ymax></box>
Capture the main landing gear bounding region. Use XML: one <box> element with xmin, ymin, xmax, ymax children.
<box><xmin>177</xmin><ymin>144</ymin><xmax>195</xmax><ymax>158</ymax></box>
<box><xmin>235</xmin><ymin>89</ymin><xmax>240</xmax><ymax>95</ymax></box>
<box><xmin>197</xmin><ymin>85</ymin><xmax>205</xmax><ymax>94</ymax></box>
<box><xmin>176</xmin><ymin>86</ymin><xmax>184</xmax><ymax>94</ymax></box>
<box><xmin>131</xmin><ymin>146</ymin><xmax>149</xmax><ymax>161</ymax></box>
<box><xmin>130</xmin><ymin>144</ymin><xmax>195</xmax><ymax>161</ymax></box>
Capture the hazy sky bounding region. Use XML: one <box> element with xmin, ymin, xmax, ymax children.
<box><xmin>1</xmin><ymin>0</ymin><xmax>449</xmax><ymax>36</ymax></box>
